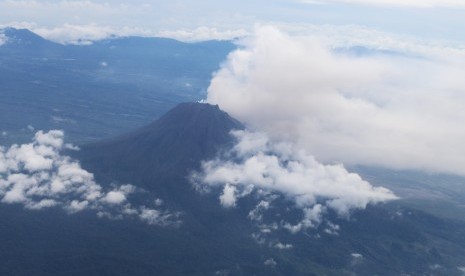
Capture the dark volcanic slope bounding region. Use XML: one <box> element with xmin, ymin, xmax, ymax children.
<box><xmin>77</xmin><ymin>102</ymin><xmax>243</xmax><ymax>191</ymax></box>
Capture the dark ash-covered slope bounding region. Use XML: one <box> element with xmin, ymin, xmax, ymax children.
<box><xmin>76</xmin><ymin>102</ymin><xmax>242</xmax><ymax>191</ymax></box>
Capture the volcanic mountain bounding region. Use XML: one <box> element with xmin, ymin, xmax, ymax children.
<box><xmin>76</xmin><ymin>102</ymin><xmax>243</xmax><ymax>195</ymax></box>
<box><xmin>1</xmin><ymin>102</ymin><xmax>465</xmax><ymax>276</ymax></box>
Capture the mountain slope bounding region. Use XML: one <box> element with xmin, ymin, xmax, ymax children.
<box><xmin>76</xmin><ymin>102</ymin><xmax>243</xmax><ymax>192</ymax></box>
<box><xmin>1</xmin><ymin>28</ymin><xmax>60</xmax><ymax>47</ymax></box>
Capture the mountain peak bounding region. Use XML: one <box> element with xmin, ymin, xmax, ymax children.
<box><xmin>1</xmin><ymin>28</ymin><xmax>46</xmax><ymax>44</ymax></box>
<box><xmin>152</xmin><ymin>102</ymin><xmax>230</xmax><ymax>131</ymax></box>
<box><xmin>77</xmin><ymin>102</ymin><xmax>243</xmax><ymax>191</ymax></box>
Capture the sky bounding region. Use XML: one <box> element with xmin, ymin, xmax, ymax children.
<box><xmin>1</xmin><ymin>0</ymin><xmax>465</xmax><ymax>43</ymax></box>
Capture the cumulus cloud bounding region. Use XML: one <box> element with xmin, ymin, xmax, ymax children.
<box><xmin>0</xmin><ymin>130</ymin><xmax>178</xmax><ymax>226</ymax></box>
<box><xmin>219</xmin><ymin>184</ymin><xmax>237</xmax><ymax>208</ymax></box>
<box><xmin>103</xmin><ymin>190</ymin><xmax>127</xmax><ymax>205</ymax></box>
<box><xmin>192</xmin><ymin>130</ymin><xmax>396</xmax><ymax>232</ymax></box>
<box><xmin>207</xmin><ymin>26</ymin><xmax>465</xmax><ymax>176</ymax></box>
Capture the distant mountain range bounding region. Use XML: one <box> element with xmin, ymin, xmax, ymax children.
<box><xmin>0</xmin><ymin>28</ymin><xmax>235</xmax><ymax>145</ymax></box>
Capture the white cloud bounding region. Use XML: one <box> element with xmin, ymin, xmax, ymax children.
<box><xmin>207</xmin><ymin>26</ymin><xmax>465</xmax><ymax>176</ymax></box>
<box><xmin>68</xmin><ymin>199</ymin><xmax>88</xmax><ymax>212</ymax></box>
<box><xmin>27</xmin><ymin>198</ymin><xmax>57</xmax><ymax>210</ymax></box>
<box><xmin>219</xmin><ymin>184</ymin><xmax>237</xmax><ymax>207</ymax></box>
<box><xmin>192</xmin><ymin>130</ymin><xmax>396</xmax><ymax>232</ymax></box>
<box><xmin>0</xmin><ymin>130</ymin><xmax>179</xmax><ymax>226</ymax></box>
<box><xmin>299</xmin><ymin>0</ymin><xmax>465</xmax><ymax>8</ymax></box>
<box><xmin>138</xmin><ymin>206</ymin><xmax>180</xmax><ymax>226</ymax></box>
<box><xmin>248</xmin><ymin>200</ymin><xmax>270</xmax><ymax>222</ymax></box>
<box><xmin>284</xmin><ymin>204</ymin><xmax>325</xmax><ymax>233</ymax></box>
<box><xmin>323</xmin><ymin>221</ymin><xmax>340</xmax><ymax>235</ymax></box>
<box><xmin>350</xmin><ymin>252</ymin><xmax>364</xmax><ymax>266</ymax></box>
<box><xmin>264</xmin><ymin>258</ymin><xmax>277</xmax><ymax>267</ymax></box>
<box><xmin>34</xmin><ymin>130</ymin><xmax>62</xmax><ymax>148</ymax></box>
<box><xmin>31</xmin><ymin>24</ymin><xmax>154</xmax><ymax>45</ymax></box>
<box><xmin>273</xmin><ymin>242</ymin><xmax>293</xmax><ymax>249</ymax></box>
<box><xmin>103</xmin><ymin>190</ymin><xmax>126</xmax><ymax>204</ymax></box>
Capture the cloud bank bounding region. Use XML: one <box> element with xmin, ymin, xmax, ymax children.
<box><xmin>207</xmin><ymin>26</ymin><xmax>465</xmax><ymax>176</ymax></box>
<box><xmin>32</xmin><ymin>24</ymin><xmax>153</xmax><ymax>45</ymax></box>
<box><xmin>0</xmin><ymin>130</ymin><xmax>178</xmax><ymax>226</ymax></box>
<box><xmin>192</xmin><ymin>130</ymin><xmax>396</xmax><ymax>232</ymax></box>
<box><xmin>0</xmin><ymin>22</ymin><xmax>247</xmax><ymax>44</ymax></box>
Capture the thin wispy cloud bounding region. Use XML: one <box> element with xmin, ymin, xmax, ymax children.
<box><xmin>157</xmin><ymin>27</ymin><xmax>248</xmax><ymax>42</ymax></box>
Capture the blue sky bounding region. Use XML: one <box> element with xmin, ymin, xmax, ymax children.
<box><xmin>1</xmin><ymin>0</ymin><xmax>465</xmax><ymax>43</ymax></box>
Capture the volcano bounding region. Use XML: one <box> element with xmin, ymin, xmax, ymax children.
<box><xmin>1</xmin><ymin>102</ymin><xmax>465</xmax><ymax>276</ymax></box>
<box><xmin>76</xmin><ymin>102</ymin><xmax>243</xmax><ymax>195</ymax></box>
